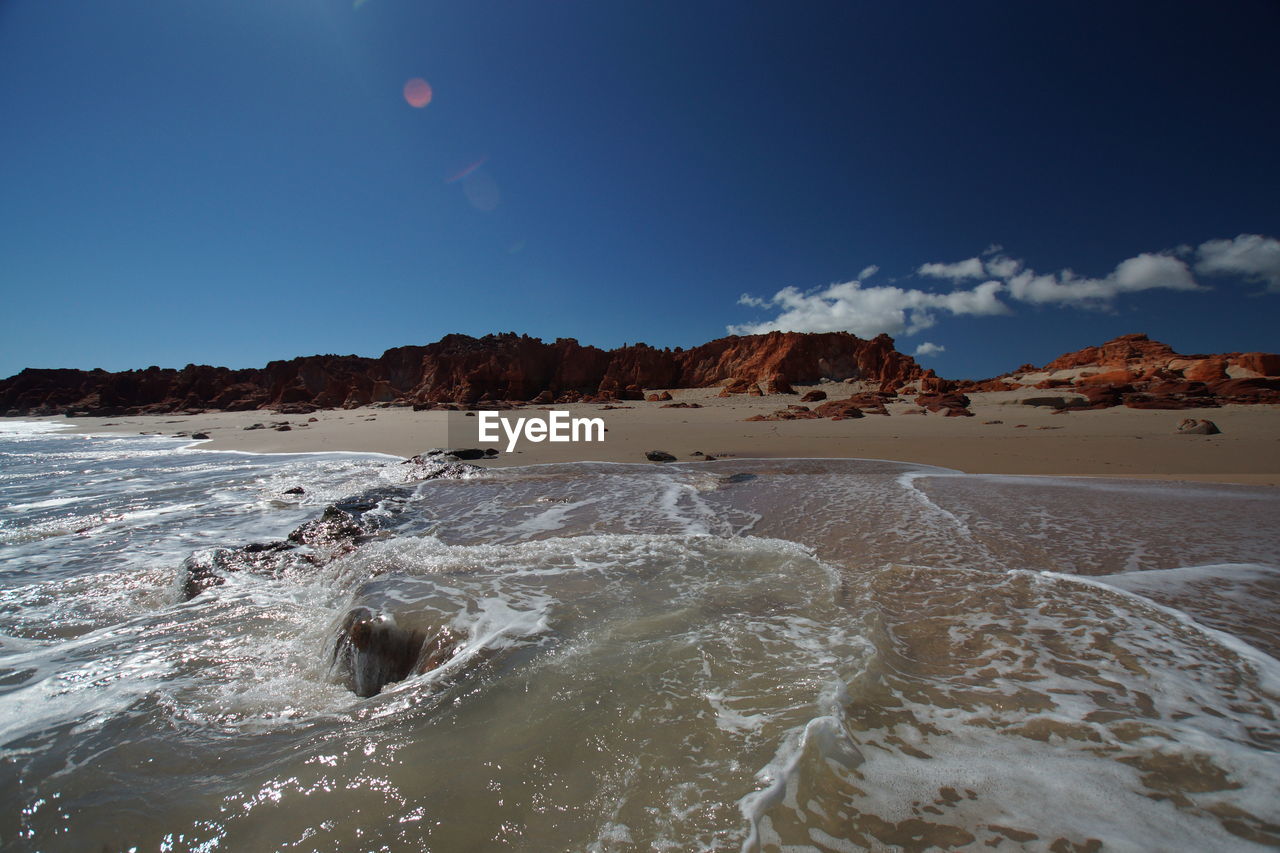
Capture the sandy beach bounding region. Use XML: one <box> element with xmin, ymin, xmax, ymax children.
<box><xmin>39</xmin><ymin>383</ymin><xmax>1280</xmax><ymax>486</ymax></box>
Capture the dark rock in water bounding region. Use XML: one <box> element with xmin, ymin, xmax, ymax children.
<box><xmin>179</xmin><ymin>541</ymin><xmax>302</xmax><ymax>601</ymax></box>
<box><xmin>329</xmin><ymin>606</ymin><xmax>465</xmax><ymax>698</ymax></box>
<box><xmin>191</xmin><ymin>432</ymin><xmax>210</xmax><ymax>439</ymax></box>
<box><xmin>283</xmin><ymin>486</ymin><xmax>305</xmax><ymax>495</ymax></box>
<box><xmin>720</xmin><ymin>473</ymin><xmax>757</xmax><ymax>484</ymax></box>
<box><xmin>288</xmin><ymin>506</ymin><xmax>366</xmax><ymax>548</ymax></box>
<box><xmin>406</xmin><ymin>447</ymin><xmax>489</xmax><ymax>462</ymax></box>
<box><xmin>645</xmin><ymin>450</ymin><xmax>677</xmax><ymax>462</ymax></box>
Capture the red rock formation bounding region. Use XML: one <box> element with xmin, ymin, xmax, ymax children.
<box><xmin>8</xmin><ymin>329</ymin><xmax>1271</xmax><ymax>418</ymax></box>
<box><xmin>962</xmin><ymin>334</ymin><xmax>1279</xmax><ymax>412</ymax></box>
<box><xmin>1043</xmin><ymin>333</ymin><xmax>1179</xmax><ymax>372</ymax></box>
<box><xmin>1</xmin><ymin>331</ymin><xmax>929</xmax><ymax>417</ymax></box>
<box><xmin>812</xmin><ymin>400</ymin><xmax>866</xmax><ymax>420</ymax></box>
<box><xmin>765</xmin><ymin>373</ymin><xmax>795</xmax><ymax>394</ymax></box>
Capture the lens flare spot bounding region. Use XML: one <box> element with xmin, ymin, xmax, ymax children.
<box><xmin>403</xmin><ymin>78</ymin><xmax>433</xmax><ymax>108</ymax></box>
<box><xmin>463</xmin><ymin>172</ymin><xmax>501</xmax><ymax>211</ymax></box>
<box><xmin>445</xmin><ymin>157</ymin><xmax>488</xmax><ymax>184</ymax></box>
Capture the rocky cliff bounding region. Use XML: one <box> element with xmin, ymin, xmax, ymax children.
<box><xmin>955</xmin><ymin>333</ymin><xmax>1280</xmax><ymax>409</ymax></box>
<box><xmin>1</xmin><ymin>331</ymin><xmax>930</xmax><ymax>416</ymax></box>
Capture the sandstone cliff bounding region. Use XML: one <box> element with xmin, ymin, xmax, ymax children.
<box><xmin>954</xmin><ymin>333</ymin><xmax>1280</xmax><ymax>409</ymax></box>
<box><xmin>1</xmin><ymin>331</ymin><xmax>929</xmax><ymax>416</ymax></box>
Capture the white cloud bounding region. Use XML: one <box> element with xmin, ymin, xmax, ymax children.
<box><xmin>914</xmin><ymin>342</ymin><xmax>945</xmax><ymax>357</ymax></box>
<box><xmin>1196</xmin><ymin>234</ymin><xmax>1280</xmax><ymax>292</ymax></box>
<box><xmin>858</xmin><ymin>264</ymin><xmax>879</xmax><ymax>280</ymax></box>
<box><xmin>727</xmin><ymin>279</ymin><xmax>1010</xmax><ymax>338</ymax></box>
<box><xmin>917</xmin><ymin>257</ymin><xmax>986</xmax><ymax>281</ymax></box>
<box><xmin>730</xmin><ymin>238</ymin><xmax>1248</xmax><ymax>341</ymax></box>
<box><xmin>1002</xmin><ymin>252</ymin><xmax>1200</xmax><ymax>306</ymax></box>
<box><xmin>984</xmin><ymin>255</ymin><xmax>1022</xmax><ymax>279</ymax></box>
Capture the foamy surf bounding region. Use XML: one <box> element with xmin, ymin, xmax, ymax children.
<box><xmin>1</xmin><ymin>428</ymin><xmax>1277</xmax><ymax>850</ymax></box>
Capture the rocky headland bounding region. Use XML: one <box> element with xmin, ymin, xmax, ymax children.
<box><xmin>2</xmin><ymin>331</ymin><xmax>1276</xmax><ymax>418</ymax></box>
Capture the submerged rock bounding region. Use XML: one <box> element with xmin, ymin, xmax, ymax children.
<box><xmin>179</xmin><ymin>541</ymin><xmax>311</xmax><ymax>601</ymax></box>
<box><xmin>287</xmin><ymin>506</ymin><xmax>366</xmax><ymax>548</ymax></box>
<box><xmin>329</xmin><ymin>606</ymin><xmax>465</xmax><ymax>698</ymax></box>
<box><xmin>406</xmin><ymin>448</ymin><xmax>496</xmax><ymax>463</ymax></box>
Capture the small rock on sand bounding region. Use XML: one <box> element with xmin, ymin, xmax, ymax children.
<box><xmin>1177</xmin><ymin>418</ymin><xmax>1221</xmax><ymax>435</ymax></box>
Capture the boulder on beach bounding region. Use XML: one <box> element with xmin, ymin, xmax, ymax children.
<box><xmin>645</xmin><ymin>450</ymin><xmax>677</xmax><ymax>462</ymax></box>
<box><xmin>800</xmin><ymin>390</ymin><xmax>827</xmax><ymax>403</ymax></box>
<box><xmin>765</xmin><ymin>373</ymin><xmax>794</xmax><ymax>394</ymax></box>
<box><xmin>1176</xmin><ymin>418</ymin><xmax>1221</xmax><ymax>435</ymax></box>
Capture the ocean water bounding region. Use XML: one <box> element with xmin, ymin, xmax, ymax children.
<box><xmin>1</xmin><ymin>422</ymin><xmax>1277</xmax><ymax>851</ymax></box>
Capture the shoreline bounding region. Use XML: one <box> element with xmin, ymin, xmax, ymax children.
<box><xmin>20</xmin><ymin>383</ymin><xmax>1280</xmax><ymax>487</ymax></box>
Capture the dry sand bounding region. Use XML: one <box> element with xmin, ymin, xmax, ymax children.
<box><xmin>38</xmin><ymin>383</ymin><xmax>1280</xmax><ymax>486</ymax></box>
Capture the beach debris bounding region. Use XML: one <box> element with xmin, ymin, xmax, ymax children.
<box><xmin>645</xmin><ymin>450</ymin><xmax>677</xmax><ymax>462</ymax></box>
<box><xmin>1176</xmin><ymin>418</ymin><xmax>1221</xmax><ymax>435</ymax></box>
<box><xmin>800</xmin><ymin>389</ymin><xmax>827</xmax><ymax>402</ymax></box>
<box><xmin>691</xmin><ymin>450</ymin><xmax>704</xmax><ymax>456</ymax></box>
<box><xmin>661</xmin><ymin>402</ymin><xmax>702</xmax><ymax>408</ymax></box>
<box><xmin>983</xmin><ymin>420</ymin><xmax>1004</xmax><ymax>425</ymax></box>
<box><xmin>329</xmin><ymin>606</ymin><xmax>465</xmax><ymax>698</ymax></box>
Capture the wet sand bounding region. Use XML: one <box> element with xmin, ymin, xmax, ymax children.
<box><xmin>38</xmin><ymin>384</ymin><xmax>1280</xmax><ymax>486</ymax></box>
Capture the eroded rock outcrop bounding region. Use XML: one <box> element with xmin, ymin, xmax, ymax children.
<box><xmin>956</xmin><ymin>334</ymin><xmax>1279</xmax><ymax>410</ymax></box>
<box><xmin>1</xmin><ymin>331</ymin><xmax>928</xmax><ymax>416</ymax></box>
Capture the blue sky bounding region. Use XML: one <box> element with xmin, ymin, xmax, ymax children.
<box><xmin>2</xmin><ymin>1</ymin><xmax>1277</xmax><ymax>380</ymax></box>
